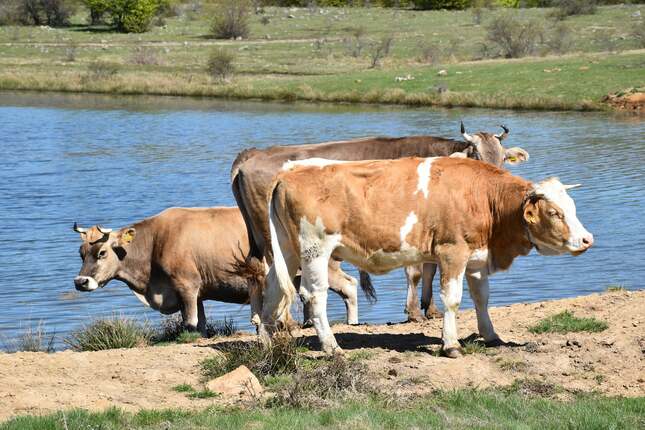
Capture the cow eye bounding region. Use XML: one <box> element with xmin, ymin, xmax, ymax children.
<box><xmin>98</xmin><ymin>249</ymin><xmax>108</xmax><ymax>259</ymax></box>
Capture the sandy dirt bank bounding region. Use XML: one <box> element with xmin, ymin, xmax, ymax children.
<box><xmin>1</xmin><ymin>289</ymin><xmax>642</xmax><ymax>421</ymax></box>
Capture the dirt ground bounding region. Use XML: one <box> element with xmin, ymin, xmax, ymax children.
<box><xmin>1</xmin><ymin>290</ymin><xmax>643</xmax><ymax>421</ymax></box>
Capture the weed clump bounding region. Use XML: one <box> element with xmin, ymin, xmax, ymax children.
<box><xmin>207</xmin><ymin>48</ymin><xmax>236</xmax><ymax>83</ymax></box>
<box><xmin>528</xmin><ymin>311</ymin><xmax>608</xmax><ymax>334</ymax></box>
<box><xmin>65</xmin><ymin>317</ymin><xmax>151</xmax><ymax>351</ymax></box>
<box><xmin>211</xmin><ymin>0</ymin><xmax>249</xmax><ymax>39</ymax></box>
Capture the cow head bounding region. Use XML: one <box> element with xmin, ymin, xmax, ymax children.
<box><xmin>461</xmin><ymin>121</ymin><xmax>529</xmax><ymax>168</ymax></box>
<box><xmin>73</xmin><ymin>223</ymin><xmax>136</xmax><ymax>291</ymax></box>
<box><xmin>522</xmin><ymin>178</ymin><xmax>593</xmax><ymax>256</ymax></box>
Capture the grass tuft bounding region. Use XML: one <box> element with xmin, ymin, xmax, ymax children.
<box><xmin>172</xmin><ymin>384</ymin><xmax>194</xmax><ymax>393</ymax></box>
<box><xmin>201</xmin><ymin>334</ymin><xmax>301</xmax><ymax>382</ymax></box>
<box><xmin>187</xmin><ymin>389</ymin><xmax>219</xmax><ymax>399</ymax></box>
<box><xmin>65</xmin><ymin>317</ymin><xmax>152</xmax><ymax>351</ymax></box>
<box><xmin>528</xmin><ymin>311</ymin><xmax>608</xmax><ymax>334</ymax></box>
<box><xmin>606</xmin><ymin>285</ymin><xmax>626</xmax><ymax>292</ymax></box>
<box><xmin>3</xmin><ymin>321</ymin><xmax>56</xmax><ymax>353</ymax></box>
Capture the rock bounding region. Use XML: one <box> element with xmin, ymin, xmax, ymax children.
<box><xmin>287</xmin><ymin>14</ymin><xmax>295</xmax><ymax>19</ymax></box>
<box><xmin>206</xmin><ymin>365</ymin><xmax>263</xmax><ymax>398</ymax></box>
<box><xmin>437</xmin><ymin>69</ymin><xmax>447</xmax><ymax>76</ymax></box>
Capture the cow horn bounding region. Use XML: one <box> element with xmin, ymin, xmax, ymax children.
<box><xmin>494</xmin><ymin>125</ymin><xmax>509</xmax><ymax>141</ymax></box>
<box><xmin>461</xmin><ymin>121</ymin><xmax>476</xmax><ymax>144</ymax></box>
<box><xmin>563</xmin><ymin>183</ymin><xmax>581</xmax><ymax>190</ymax></box>
<box><xmin>73</xmin><ymin>222</ymin><xmax>87</xmax><ymax>233</ymax></box>
<box><xmin>96</xmin><ymin>225</ymin><xmax>112</xmax><ymax>234</ymax></box>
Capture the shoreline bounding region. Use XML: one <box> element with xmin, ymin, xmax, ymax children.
<box><xmin>1</xmin><ymin>289</ymin><xmax>643</xmax><ymax>422</ymax></box>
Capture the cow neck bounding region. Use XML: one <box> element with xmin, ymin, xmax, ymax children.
<box><xmin>487</xmin><ymin>177</ymin><xmax>534</xmax><ymax>272</ymax></box>
<box><xmin>115</xmin><ymin>220</ymin><xmax>154</xmax><ymax>294</ymax></box>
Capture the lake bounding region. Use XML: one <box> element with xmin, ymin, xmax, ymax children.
<box><xmin>0</xmin><ymin>91</ymin><xmax>643</xmax><ymax>350</ymax></box>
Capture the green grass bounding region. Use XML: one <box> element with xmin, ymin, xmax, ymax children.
<box><xmin>528</xmin><ymin>311</ymin><xmax>609</xmax><ymax>335</ymax></box>
<box><xmin>64</xmin><ymin>317</ymin><xmax>152</xmax><ymax>351</ymax></box>
<box><xmin>607</xmin><ymin>284</ymin><xmax>627</xmax><ymax>292</ymax></box>
<box><xmin>176</xmin><ymin>331</ymin><xmax>201</xmax><ymax>344</ymax></box>
<box><xmin>2</xmin><ymin>391</ymin><xmax>643</xmax><ymax>430</ymax></box>
<box><xmin>187</xmin><ymin>389</ymin><xmax>219</xmax><ymax>399</ymax></box>
<box><xmin>0</xmin><ymin>5</ymin><xmax>642</xmax><ymax>110</ymax></box>
<box><xmin>172</xmin><ymin>384</ymin><xmax>194</xmax><ymax>393</ymax></box>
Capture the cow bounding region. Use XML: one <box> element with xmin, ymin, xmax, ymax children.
<box><xmin>261</xmin><ymin>157</ymin><xmax>593</xmax><ymax>357</ymax></box>
<box><xmin>73</xmin><ymin>207</ymin><xmax>260</xmax><ymax>334</ymax></box>
<box><xmin>231</xmin><ymin>123</ymin><xmax>529</xmax><ymax>325</ymax></box>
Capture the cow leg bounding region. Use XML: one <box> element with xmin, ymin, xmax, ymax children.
<box><xmin>466</xmin><ymin>269</ymin><xmax>500</xmax><ymax>344</ymax></box>
<box><xmin>300</xmin><ymin>255</ymin><xmax>341</xmax><ymax>355</ymax></box>
<box><xmin>179</xmin><ymin>291</ymin><xmax>199</xmax><ymax>333</ymax></box>
<box><xmin>197</xmin><ymin>299</ymin><xmax>207</xmax><ymax>337</ymax></box>
<box><xmin>404</xmin><ymin>265</ymin><xmax>425</xmax><ymax>322</ymax></box>
<box><xmin>438</xmin><ymin>250</ymin><xmax>468</xmax><ymax>358</ymax></box>
<box><xmin>421</xmin><ymin>263</ymin><xmax>442</xmax><ymax>319</ymax></box>
<box><xmin>327</xmin><ymin>259</ymin><xmax>359</xmax><ymax>325</ymax></box>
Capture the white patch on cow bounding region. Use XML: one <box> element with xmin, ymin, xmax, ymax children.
<box><xmin>399</xmin><ymin>212</ymin><xmax>418</xmax><ymax>249</ymax></box>
<box><xmin>281</xmin><ymin>158</ymin><xmax>349</xmax><ymax>172</ymax></box>
<box><xmin>415</xmin><ymin>157</ymin><xmax>437</xmax><ymax>199</ymax></box>
<box><xmin>467</xmin><ymin>248</ymin><xmax>490</xmax><ymax>271</ymax></box>
<box><xmin>440</xmin><ymin>274</ymin><xmax>464</xmax><ymax>349</ymax></box>
<box><xmin>76</xmin><ymin>276</ymin><xmax>99</xmax><ymax>291</ymax></box>
<box><xmin>533</xmin><ymin>178</ymin><xmax>592</xmax><ymax>252</ymax></box>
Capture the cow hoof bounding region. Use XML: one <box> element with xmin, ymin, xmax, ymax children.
<box><xmin>250</xmin><ymin>314</ymin><xmax>261</xmax><ymax>327</ymax></box>
<box><xmin>424</xmin><ymin>307</ymin><xmax>443</xmax><ymax>320</ymax></box>
<box><xmin>406</xmin><ymin>313</ymin><xmax>426</xmax><ymax>323</ymax></box>
<box><xmin>443</xmin><ymin>347</ymin><xmax>463</xmax><ymax>359</ymax></box>
<box><xmin>301</xmin><ymin>319</ymin><xmax>314</xmax><ymax>329</ymax></box>
<box><xmin>485</xmin><ymin>338</ymin><xmax>504</xmax><ymax>348</ymax></box>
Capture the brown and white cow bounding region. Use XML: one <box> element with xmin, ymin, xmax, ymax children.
<box><xmin>73</xmin><ymin>207</ymin><xmax>259</xmax><ymax>333</ymax></box>
<box><xmin>231</xmin><ymin>124</ymin><xmax>529</xmax><ymax>325</ymax></box>
<box><xmin>261</xmin><ymin>157</ymin><xmax>593</xmax><ymax>357</ymax></box>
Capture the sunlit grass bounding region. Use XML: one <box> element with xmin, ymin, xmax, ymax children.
<box><xmin>528</xmin><ymin>311</ymin><xmax>608</xmax><ymax>335</ymax></box>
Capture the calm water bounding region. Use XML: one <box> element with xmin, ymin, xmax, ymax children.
<box><xmin>0</xmin><ymin>92</ymin><xmax>643</xmax><ymax>350</ymax></box>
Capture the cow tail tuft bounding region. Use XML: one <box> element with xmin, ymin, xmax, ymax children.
<box><xmin>359</xmin><ymin>270</ymin><xmax>377</xmax><ymax>304</ymax></box>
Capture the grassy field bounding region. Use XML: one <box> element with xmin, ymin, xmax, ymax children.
<box><xmin>0</xmin><ymin>4</ymin><xmax>643</xmax><ymax>110</ymax></box>
<box><xmin>3</xmin><ymin>391</ymin><xmax>644</xmax><ymax>430</ymax></box>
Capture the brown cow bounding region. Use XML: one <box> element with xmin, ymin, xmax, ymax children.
<box><xmin>261</xmin><ymin>157</ymin><xmax>593</xmax><ymax>357</ymax></box>
<box><xmin>73</xmin><ymin>207</ymin><xmax>257</xmax><ymax>333</ymax></box>
<box><xmin>231</xmin><ymin>124</ymin><xmax>529</xmax><ymax>325</ymax></box>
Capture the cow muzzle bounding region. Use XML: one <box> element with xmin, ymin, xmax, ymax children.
<box><xmin>74</xmin><ymin>276</ymin><xmax>99</xmax><ymax>291</ymax></box>
<box><xmin>570</xmin><ymin>233</ymin><xmax>594</xmax><ymax>256</ymax></box>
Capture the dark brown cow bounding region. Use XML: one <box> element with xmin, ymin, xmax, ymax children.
<box><xmin>231</xmin><ymin>124</ymin><xmax>529</xmax><ymax>325</ymax></box>
<box><xmin>262</xmin><ymin>157</ymin><xmax>593</xmax><ymax>357</ymax></box>
<box><xmin>73</xmin><ymin>207</ymin><xmax>258</xmax><ymax>333</ymax></box>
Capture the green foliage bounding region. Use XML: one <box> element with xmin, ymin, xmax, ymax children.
<box><xmin>206</xmin><ymin>48</ymin><xmax>236</xmax><ymax>82</ymax></box>
<box><xmin>201</xmin><ymin>335</ymin><xmax>301</xmax><ymax>382</ymax></box>
<box><xmin>64</xmin><ymin>317</ymin><xmax>152</xmax><ymax>351</ymax></box>
<box><xmin>109</xmin><ymin>0</ymin><xmax>160</xmax><ymax>33</ymax></box>
<box><xmin>211</xmin><ymin>0</ymin><xmax>250</xmax><ymax>39</ymax></box>
<box><xmin>528</xmin><ymin>311</ymin><xmax>609</xmax><ymax>334</ymax></box>
<box><xmin>83</xmin><ymin>0</ymin><xmax>110</xmax><ymax>24</ymax></box>
<box><xmin>172</xmin><ymin>384</ymin><xmax>195</xmax><ymax>393</ymax></box>
<box><xmin>187</xmin><ymin>389</ymin><xmax>219</xmax><ymax>399</ymax></box>
<box><xmin>413</xmin><ymin>0</ymin><xmax>472</xmax><ymax>9</ymax></box>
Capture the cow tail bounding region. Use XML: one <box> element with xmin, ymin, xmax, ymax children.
<box><xmin>266</xmin><ymin>182</ymin><xmax>297</xmax><ymax>328</ymax></box>
<box><xmin>359</xmin><ymin>270</ymin><xmax>377</xmax><ymax>304</ymax></box>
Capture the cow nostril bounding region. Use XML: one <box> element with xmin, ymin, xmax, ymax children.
<box><xmin>74</xmin><ymin>277</ymin><xmax>88</xmax><ymax>286</ymax></box>
<box><xmin>582</xmin><ymin>236</ymin><xmax>594</xmax><ymax>247</ymax></box>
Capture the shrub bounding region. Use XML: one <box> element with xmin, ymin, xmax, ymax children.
<box><xmin>207</xmin><ymin>48</ymin><xmax>236</xmax><ymax>82</ymax></box>
<box><xmin>345</xmin><ymin>26</ymin><xmax>366</xmax><ymax>58</ymax></box>
<box><xmin>211</xmin><ymin>0</ymin><xmax>250</xmax><ymax>39</ymax></box>
<box><xmin>0</xmin><ymin>0</ymin><xmax>21</xmax><ymax>25</ymax></box>
<box><xmin>40</xmin><ymin>0</ymin><xmax>75</xmax><ymax>26</ymax></box>
<box><xmin>9</xmin><ymin>0</ymin><xmax>75</xmax><ymax>26</ymax></box>
<box><xmin>65</xmin><ymin>317</ymin><xmax>151</xmax><ymax>351</ymax></box>
<box><xmin>108</xmin><ymin>0</ymin><xmax>160</xmax><ymax>33</ymax></box>
<box><xmin>206</xmin><ymin>317</ymin><xmax>238</xmax><ymax>337</ymax></box>
<box><xmin>269</xmin><ymin>356</ymin><xmax>373</xmax><ymax>408</ymax></box>
<box><xmin>418</xmin><ymin>41</ymin><xmax>442</xmax><ymax>64</ymax></box>
<box><xmin>83</xmin><ymin>0</ymin><xmax>109</xmax><ymax>24</ymax></box>
<box><xmin>549</xmin><ymin>0</ymin><xmax>596</xmax><ymax>20</ymax></box>
<box><xmin>486</xmin><ymin>12</ymin><xmax>544</xmax><ymax>58</ymax></box>
<box><xmin>369</xmin><ymin>35</ymin><xmax>394</xmax><ymax>68</ymax></box>
<box><xmin>201</xmin><ymin>335</ymin><xmax>301</xmax><ymax>382</ymax></box>
<box><xmin>412</xmin><ymin>0</ymin><xmax>471</xmax><ymax>9</ymax></box>
<box><xmin>528</xmin><ymin>311</ymin><xmax>608</xmax><ymax>334</ymax></box>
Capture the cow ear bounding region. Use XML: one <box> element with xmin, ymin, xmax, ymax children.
<box><xmin>523</xmin><ymin>200</ymin><xmax>540</xmax><ymax>225</ymax></box>
<box><xmin>119</xmin><ymin>228</ymin><xmax>136</xmax><ymax>246</ymax></box>
<box><xmin>505</xmin><ymin>147</ymin><xmax>529</xmax><ymax>165</ymax></box>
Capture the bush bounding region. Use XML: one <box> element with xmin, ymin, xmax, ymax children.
<box><xmin>269</xmin><ymin>356</ymin><xmax>373</xmax><ymax>408</ymax></box>
<box><xmin>546</xmin><ymin>22</ymin><xmax>572</xmax><ymax>54</ymax></box>
<box><xmin>110</xmin><ymin>0</ymin><xmax>160</xmax><ymax>32</ymax></box>
<box><xmin>201</xmin><ymin>334</ymin><xmax>301</xmax><ymax>382</ymax></box>
<box><xmin>548</xmin><ymin>0</ymin><xmax>596</xmax><ymax>20</ymax></box>
<box><xmin>486</xmin><ymin>12</ymin><xmax>544</xmax><ymax>58</ymax></box>
<box><xmin>83</xmin><ymin>0</ymin><xmax>109</xmax><ymax>24</ymax></box>
<box><xmin>211</xmin><ymin>0</ymin><xmax>250</xmax><ymax>39</ymax></box>
<box><xmin>7</xmin><ymin>0</ymin><xmax>75</xmax><ymax>26</ymax></box>
<box><xmin>412</xmin><ymin>0</ymin><xmax>471</xmax><ymax>9</ymax></box>
<box><xmin>40</xmin><ymin>0</ymin><xmax>75</xmax><ymax>26</ymax></box>
<box><xmin>0</xmin><ymin>0</ymin><xmax>21</xmax><ymax>25</ymax></box>
<box><xmin>65</xmin><ymin>317</ymin><xmax>152</xmax><ymax>351</ymax></box>
<box><xmin>87</xmin><ymin>60</ymin><xmax>120</xmax><ymax>79</ymax></box>
<box><xmin>129</xmin><ymin>46</ymin><xmax>161</xmax><ymax>65</ymax></box>
<box><xmin>207</xmin><ymin>48</ymin><xmax>235</xmax><ymax>82</ymax></box>
<box><xmin>369</xmin><ymin>35</ymin><xmax>394</xmax><ymax>68</ymax></box>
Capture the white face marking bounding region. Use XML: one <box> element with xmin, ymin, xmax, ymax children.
<box><xmin>399</xmin><ymin>212</ymin><xmax>418</xmax><ymax>249</ymax></box>
<box><xmin>533</xmin><ymin>178</ymin><xmax>592</xmax><ymax>252</ymax></box>
<box><xmin>281</xmin><ymin>158</ymin><xmax>349</xmax><ymax>172</ymax></box>
<box><xmin>75</xmin><ymin>276</ymin><xmax>99</xmax><ymax>291</ymax></box>
<box><xmin>415</xmin><ymin>157</ymin><xmax>437</xmax><ymax>199</ymax></box>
